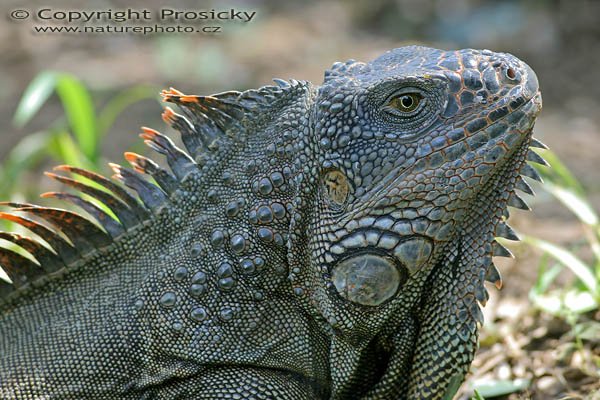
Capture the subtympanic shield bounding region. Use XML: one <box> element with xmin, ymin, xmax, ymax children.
<box><xmin>331</xmin><ymin>254</ymin><xmax>406</xmax><ymax>306</ymax></box>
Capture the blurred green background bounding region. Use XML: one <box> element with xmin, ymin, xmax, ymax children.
<box><xmin>0</xmin><ymin>0</ymin><xmax>598</xmax><ymax>398</ymax></box>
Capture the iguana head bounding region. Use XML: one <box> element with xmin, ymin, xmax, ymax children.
<box><xmin>290</xmin><ymin>46</ymin><xmax>542</xmax><ymax>339</ymax></box>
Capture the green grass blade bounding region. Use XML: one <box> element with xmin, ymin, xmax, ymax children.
<box><xmin>545</xmin><ymin>182</ymin><xmax>600</xmax><ymax>262</ymax></box>
<box><xmin>12</xmin><ymin>71</ymin><xmax>58</xmax><ymax>128</ymax></box>
<box><xmin>471</xmin><ymin>378</ymin><xmax>530</xmax><ymax>397</ymax></box>
<box><xmin>534</xmin><ymin>149</ymin><xmax>584</xmax><ymax>194</ymax></box>
<box><xmin>531</xmin><ymin>259</ymin><xmax>562</xmax><ymax>298</ymax></box>
<box><xmin>55</xmin><ymin>74</ymin><xmax>99</xmax><ymax>163</ymax></box>
<box><xmin>544</xmin><ymin>182</ymin><xmax>599</xmax><ymax>226</ymax></box>
<box><xmin>523</xmin><ymin>235</ymin><xmax>598</xmax><ymax>295</ymax></box>
<box><xmin>48</xmin><ymin>130</ymin><xmax>94</xmax><ymax>170</ymax></box>
<box><xmin>0</xmin><ymin>131</ymin><xmax>56</xmax><ymax>194</ymax></box>
<box><xmin>472</xmin><ymin>390</ymin><xmax>485</xmax><ymax>400</ymax></box>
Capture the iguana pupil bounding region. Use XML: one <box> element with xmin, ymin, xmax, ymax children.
<box><xmin>392</xmin><ymin>92</ymin><xmax>422</xmax><ymax>112</ymax></box>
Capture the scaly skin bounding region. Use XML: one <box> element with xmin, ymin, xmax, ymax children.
<box><xmin>0</xmin><ymin>46</ymin><xmax>543</xmax><ymax>399</ymax></box>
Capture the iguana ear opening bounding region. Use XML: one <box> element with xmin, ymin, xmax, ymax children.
<box><xmin>321</xmin><ymin>169</ymin><xmax>351</xmax><ymax>211</ymax></box>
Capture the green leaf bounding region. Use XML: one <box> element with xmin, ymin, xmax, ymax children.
<box><xmin>544</xmin><ymin>182</ymin><xmax>598</xmax><ymax>226</ymax></box>
<box><xmin>441</xmin><ymin>373</ymin><xmax>464</xmax><ymax>400</ymax></box>
<box><xmin>563</xmin><ymin>289</ymin><xmax>598</xmax><ymax>313</ymax></box>
<box><xmin>471</xmin><ymin>378</ymin><xmax>530</xmax><ymax>397</ymax></box>
<box><xmin>532</xmin><ymin>289</ymin><xmax>597</xmax><ymax>316</ymax></box>
<box><xmin>55</xmin><ymin>74</ymin><xmax>98</xmax><ymax>163</ymax></box>
<box><xmin>531</xmin><ymin>292</ymin><xmax>563</xmax><ymax>315</ymax></box>
<box><xmin>523</xmin><ymin>235</ymin><xmax>598</xmax><ymax>295</ymax></box>
<box><xmin>0</xmin><ymin>131</ymin><xmax>56</xmax><ymax>194</ymax></box>
<box><xmin>472</xmin><ymin>389</ymin><xmax>485</xmax><ymax>400</ymax></box>
<box><xmin>0</xmin><ymin>267</ymin><xmax>10</xmax><ymax>283</ymax></box>
<box><xmin>530</xmin><ymin>259</ymin><xmax>562</xmax><ymax>298</ymax></box>
<box><xmin>48</xmin><ymin>130</ymin><xmax>90</xmax><ymax>168</ymax></box>
<box><xmin>12</xmin><ymin>71</ymin><xmax>58</xmax><ymax>128</ymax></box>
<box><xmin>573</xmin><ymin>320</ymin><xmax>600</xmax><ymax>341</ymax></box>
<box><xmin>12</xmin><ymin>72</ymin><xmax>99</xmax><ymax>163</ymax></box>
<box><xmin>534</xmin><ymin>149</ymin><xmax>583</xmax><ymax>193</ymax></box>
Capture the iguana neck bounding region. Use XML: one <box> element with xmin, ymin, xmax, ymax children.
<box><xmin>0</xmin><ymin>81</ymin><xmax>318</xmax><ymax>310</ymax></box>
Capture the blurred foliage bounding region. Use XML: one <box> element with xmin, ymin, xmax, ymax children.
<box><xmin>526</xmin><ymin>149</ymin><xmax>599</xmax><ymax>316</ymax></box>
<box><xmin>469</xmin><ymin>378</ymin><xmax>530</xmax><ymax>399</ymax></box>
<box><xmin>5</xmin><ymin>71</ymin><xmax>159</xmax><ymax>185</ymax></box>
<box><xmin>0</xmin><ymin>71</ymin><xmax>160</xmax><ymax>234</ymax></box>
<box><xmin>470</xmin><ymin>148</ymin><xmax>600</xmax><ymax>398</ymax></box>
<box><xmin>0</xmin><ymin>1</ymin><xmax>598</xmax><ymax>397</ymax></box>
<box><xmin>524</xmin><ymin>149</ymin><xmax>600</xmax><ymax>378</ymax></box>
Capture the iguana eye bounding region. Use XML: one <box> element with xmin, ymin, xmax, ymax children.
<box><xmin>386</xmin><ymin>92</ymin><xmax>423</xmax><ymax>113</ymax></box>
<box><xmin>373</xmin><ymin>83</ymin><xmax>444</xmax><ymax>136</ymax></box>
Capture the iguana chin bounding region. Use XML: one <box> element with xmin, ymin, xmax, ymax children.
<box><xmin>0</xmin><ymin>46</ymin><xmax>543</xmax><ymax>399</ymax></box>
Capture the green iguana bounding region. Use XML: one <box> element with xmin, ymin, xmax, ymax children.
<box><xmin>0</xmin><ymin>46</ymin><xmax>544</xmax><ymax>399</ymax></box>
